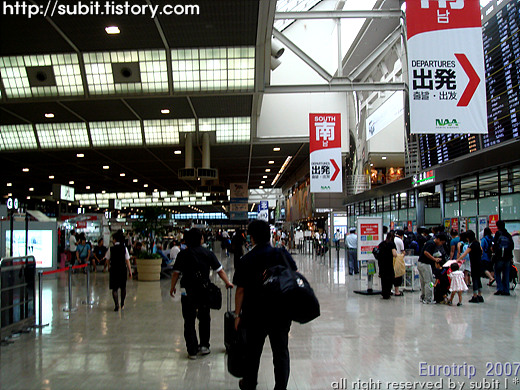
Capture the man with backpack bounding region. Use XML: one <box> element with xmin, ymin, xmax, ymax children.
<box><xmin>233</xmin><ymin>220</ymin><xmax>298</xmax><ymax>390</ymax></box>
<box><xmin>170</xmin><ymin>228</ymin><xmax>233</xmax><ymax>359</ymax></box>
<box><xmin>493</xmin><ymin>220</ymin><xmax>514</xmax><ymax>296</ymax></box>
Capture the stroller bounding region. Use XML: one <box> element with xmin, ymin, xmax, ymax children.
<box><xmin>510</xmin><ymin>263</ymin><xmax>518</xmax><ymax>290</ymax></box>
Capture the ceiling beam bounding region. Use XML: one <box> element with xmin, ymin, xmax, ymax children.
<box><xmin>272</xmin><ymin>28</ymin><xmax>333</xmax><ymax>83</ymax></box>
<box><xmin>275</xmin><ymin>10</ymin><xmax>402</xmax><ymax>20</ymax></box>
<box><xmin>348</xmin><ymin>26</ymin><xmax>402</xmax><ymax>81</ymax></box>
<box><xmin>264</xmin><ymin>82</ymin><xmax>406</xmax><ymax>94</ymax></box>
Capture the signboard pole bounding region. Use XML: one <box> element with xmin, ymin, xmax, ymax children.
<box><xmin>354</xmin><ymin>217</ymin><xmax>383</xmax><ymax>296</ymax></box>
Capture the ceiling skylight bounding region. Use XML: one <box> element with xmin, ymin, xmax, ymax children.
<box><xmin>83</xmin><ymin>50</ymin><xmax>168</xmax><ymax>95</ymax></box>
<box><xmin>0</xmin><ymin>124</ymin><xmax>38</xmax><ymax>151</ymax></box>
<box><xmin>0</xmin><ymin>54</ymin><xmax>84</xmax><ymax>98</ymax></box>
<box><xmin>199</xmin><ymin>117</ymin><xmax>251</xmax><ymax>143</ymax></box>
<box><xmin>172</xmin><ymin>47</ymin><xmax>254</xmax><ymax>92</ymax></box>
<box><xmin>90</xmin><ymin>120</ymin><xmax>142</xmax><ymax>146</ymax></box>
<box><xmin>35</xmin><ymin>122</ymin><xmax>90</xmax><ymax>149</ymax></box>
<box><xmin>143</xmin><ymin>119</ymin><xmax>196</xmax><ymax>145</ymax></box>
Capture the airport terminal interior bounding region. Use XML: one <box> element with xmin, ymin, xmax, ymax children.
<box><xmin>1</xmin><ymin>0</ymin><xmax>520</xmax><ymax>389</ymax></box>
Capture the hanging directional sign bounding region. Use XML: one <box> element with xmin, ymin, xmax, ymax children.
<box><xmin>309</xmin><ymin>113</ymin><xmax>342</xmax><ymax>193</ymax></box>
<box><xmin>406</xmin><ymin>0</ymin><xmax>487</xmax><ymax>134</ymax></box>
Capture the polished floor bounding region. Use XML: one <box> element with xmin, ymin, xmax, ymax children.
<box><xmin>1</xmin><ymin>249</ymin><xmax>519</xmax><ymax>390</ymax></box>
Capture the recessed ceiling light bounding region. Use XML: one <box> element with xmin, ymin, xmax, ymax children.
<box><xmin>7</xmin><ymin>183</ymin><xmax>12</xmax><ymax>187</ymax></box>
<box><xmin>103</xmin><ymin>165</ymin><xmax>109</xmax><ymax>170</ymax></box>
<box><xmin>102</xmin><ymin>190</ymin><xmax>106</xmax><ymax>194</ymax></box>
<box><xmin>49</xmin><ymin>175</ymin><xmax>54</xmax><ymax>180</ymax></box>
<box><xmin>105</xmin><ymin>26</ymin><xmax>120</xmax><ymax>34</ymax></box>
<box><xmin>26</xmin><ymin>196</ymin><xmax>31</xmax><ymax>200</ymax></box>
<box><xmin>133</xmin><ymin>179</ymin><xmax>138</xmax><ymax>182</ymax></box>
<box><xmin>382</xmin><ymin>156</ymin><xmax>387</xmax><ymax>160</ymax></box>
<box><xmin>120</xmin><ymin>173</ymin><xmax>125</xmax><ymax>177</ymax></box>
<box><xmin>154</xmin><ymin>189</ymin><xmax>158</xmax><ymax>192</ymax></box>
<box><xmin>259</xmin><ymin>186</ymin><xmax>264</xmax><ymax>189</ymax></box>
<box><xmin>69</xmin><ymin>181</ymin><xmax>74</xmax><ymax>185</ymax></box>
<box><xmin>161</xmin><ymin>109</ymin><xmax>170</xmax><ymax>114</ymax></box>
<box><xmin>263</xmin><ymin>175</ymin><xmax>267</xmax><ymax>179</ymax></box>
<box><xmin>268</xmin><ymin>160</ymin><xmax>274</xmax><ymax>164</ymax></box>
<box><xmin>42</xmin><ymin>199</ymin><xmax>46</xmax><ymax>202</ymax></box>
<box><xmin>273</xmin><ymin>147</ymin><xmax>280</xmax><ymax>152</ymax></box>
<box><xmin>261</xmin><ymin>181</ymin><xmax>265</xmax><ymax>184</ymax></box>
<box><xmin>45</xmin><ymin>113</ymin><xmax>54</xmax><ymax>118</ymax></box>
<box><xmin>22</xmin><ymin>168</ymin><xmax>29</xmax><ymax>172</ymax></box>
<box><xmin>77</xmin><ymin>153</ymin><xmax>84</xmax><ymax>158</ymax></box>
<box><xmin>144</xmin><ymin>184</ymin><xmax>149</xmax><ymax>188</ymax></box>
<box><xmin>86</xmin><ymin>186</ymin><xmax>91</xmax><ymax>190</ymax></box>
<box><xmin>174</xmin><ymin>150</ymin><xmax>182</xmax><ymax>155</ymax></box>
<box><xmin>8</xmin><ymin>193</ymin><xmax>12</xmax><ymax>197</ymax></box>
<box><xmin>265</xmin><ymin>169</ymin><xmax>271</xmax><ymax>172</ymax></box>
<box><xmin>29</xmin><ymin>187</ymin><xmax>34</xmax><ymax>191</ymax></box>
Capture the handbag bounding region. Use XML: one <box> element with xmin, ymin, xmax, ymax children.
<box><xmin>190</xmin><ymin>252</ymin><xmax>222</xmax><ymax>310</ymax></box>
<box><xmin>262</xmin><ymin>249</ymin><xmax>320</xmax><ymax>324</ymax></box>
<box><xmin>393</xmin><ymin>253</ymin><xmax>406</xmax><ymax>278</ymax></box>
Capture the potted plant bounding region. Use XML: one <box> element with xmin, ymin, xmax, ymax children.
<box><xmin>136</xmin><ymin>251</ymin><xmax>162</xmax><ymax>281</ymax></box>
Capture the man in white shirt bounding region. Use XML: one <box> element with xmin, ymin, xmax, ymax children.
<box><xmin>393</xmin><ymin>230</ymin><xmax>406</xmax><ymax>296</ymax></box>
<box><xmin>334</xmin><ymin>229</ymin><xmax>342</xmax><ymax>251</ymax></box>
<box><xmin>346</xmin><ymin>228</ymin><xmax>358</xmax><ymax>274</ymax></box>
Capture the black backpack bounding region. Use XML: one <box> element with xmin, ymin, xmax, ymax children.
<box><xmin>495</xmin><ymin>232</ymin><xmax>513</xmax><ymax>259</ymax></box>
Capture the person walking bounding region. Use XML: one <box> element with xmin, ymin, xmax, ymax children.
<box><xmin>106</xmin><ymin>230</ymin><xmax>132</xmax><ymax>312</ymax></box>
<box><xmin>417</xmin><ymin>233</ymin><xmax>448</xmax><ymax>304</ymax></box>
<box><xmin>492</xmin><ymin>220</ymin><xmax>515</xmax><ymax>296</ymax></box>
<box><xmin>233</xmin><ymin>220</ymin><xmax>298</xmax><ymax>390</ymax></box>
<box><xmin>333</xmin><ymin>229</ymin><xmax>342</xmax><ymax>251</ymax></box>
<box><xmin>170</xmin><ymin>228</ymin><xmax>233</xmax><ymax>359</ymax></box>
<box><xmin>346</xmin><ymin>228</ymin><xmax>359</xmax><ymax>275</ymax></box>
<box><xmin>378</xmin><ymin>231</ymin><xmax>397</xmax><ymax>299</ymax></box>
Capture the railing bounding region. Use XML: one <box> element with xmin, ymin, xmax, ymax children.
<box><xmin>0</xmin><ymin>256</ymin><xmax>36</xmax><ymax>340</ymax></box>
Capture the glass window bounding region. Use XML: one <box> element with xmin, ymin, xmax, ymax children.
<box><xmin>377</xmin><ymin>197</ymin><xmax>384</xmax><ymax>213</ymax></box>
<box><xmin>390</xmin><ymin>194</ymin><xmax>398</xmax><ymax>210</ymax></box>
<box><xmin>383</xmin><ymin>196</ymin><xmax>391</xmax><ymax>212</ymax></box>
<box><xmin>478</xmin><ymin>170</ymin><xmax>499</xmax><ymax>198</ymax></box>
<box><xmin>500</xmin><ymin>165</ymin><xmax>520</xmax><ymax>194</ymax></box>
<box><xmin>500</xmin><ymin>193</ymin><xmax>520</xmax><ymax>221</ymax></box>
<box><xmin>410</xmin><ymin>191</ymin><xmax>416</xmax><ymax>208</ymax></box>
<box><xmin>460</xmin><ymin>199</ymin><xmax>477</xmax><ymax>217</ymax></box>
<box><xmin>479</xmin><ymin>196</ymin><xmax>499</xmax><ymax>216</ymax></box>
<box><xmin>445</xmin><ymin>202</ymin><xmax>459</xmax><ymax>218</ymax></box>
<box><xmin>445</xmin><ymin>179</ymin><xmax>459</xmax><ymax>203</ymax></box>
<box><xmin>399</xmin><ymin>192</ymin><xmax>408</xmax><ymax>209</ymax></box>
<box><xmin>460</xmin><ymin>176</ymin><xmax>477</xmax><ymax>200</ymax></box>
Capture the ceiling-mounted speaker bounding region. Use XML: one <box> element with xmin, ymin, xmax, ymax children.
<box><xmin>112</xmin><ymin>62</ymin><xmax>141</xmax><ymax>83</ymax></box>
<box><xmin>26</xmin><ymin>66</ymin><xmax>57</xmax><ymax>87</ymax></box>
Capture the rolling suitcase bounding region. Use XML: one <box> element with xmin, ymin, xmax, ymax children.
<box><xmin>224</xmin><ymin>288</ymin><xmax>235</xmax><ymax>351</ymax></box>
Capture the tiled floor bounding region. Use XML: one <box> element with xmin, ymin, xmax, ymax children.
<box><xmin>1</xmin><ymin>249</ymin><xmax>519</xmax><ymax>390</ymax></box>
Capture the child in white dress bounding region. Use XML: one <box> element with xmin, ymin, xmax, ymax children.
<box><xmin>448</xmin><ymin>263</ymin><xmax>468</xmax><ymax>306</ymax></box>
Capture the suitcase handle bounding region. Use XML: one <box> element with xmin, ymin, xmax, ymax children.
<box><xmin>227</xmin><ymin>287</ymin><xmax>233</xmax><ymax>312</ymax></box>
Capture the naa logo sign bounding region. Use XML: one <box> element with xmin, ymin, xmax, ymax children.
<box><xmin>435</xmin><ymin>118</ymin><xmax>459</xmax><ymax>128</ymax></box>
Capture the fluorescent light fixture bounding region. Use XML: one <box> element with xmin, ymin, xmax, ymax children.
<box><xmin>263</xmin><ymin>175</ymin><xmax>267</xmax><ymax>179</ymax></box>
<box><xmin>45</xmin><ymin>113</ymin><xmax>55</xmax><ymax>118</ymax></box>
<box><xmin>174</xmin><ymin>150</ymin><xmax>182</xmax><ymax>155</ymax></box>
<box><xmin>120</xmin><ymin>173</ymin><xmax>125</xmax><ymax>177</ymax></box>
<box><xmin>27</xmin><ymin>196</ymin><xmax>31</xmax><ymax>199</ymax></box>
<box><xmin>261</xmin><ymin>181</ymin><xmax>265</xmax><ymax>184</ymax></box>
<box><xmin>271</xmin><ymin>156</ymin><xmax>292</xmax><ymax>186</ymax></box>
<box><xmin>49</xmin><ymin>175</ymin><xmax>54</xmax><ymax>179</ymax></box>
<box><xmin>273</xmin><ymin>147</ymin><xmax>280</xmax><ymax>152</ymax></box>
<box><xmin>265</xmin><ymin>169</ymin><xmax>271</xmax><ymax>172</ymax></box>
<box><xmin>144</xmin><ymin>184</ymin><xmax>149</xmax><ymax>188</ymax></box>
<box><xmin>69</xmin><ymin>181</ymin><xmax>74</xmax><ymax>185</ymax></box>
<box><xmin>29</xmin><ymin>187</ymin><xmax>34</xmax><ymax>191</ymax></box>
<box><xmin>86</xmin><ymin>186</ymin><xmax>91</xmax><ymax>189</ymax></box>
<box><xmin>103</xmin><ymin>165</ymin><xmax>110</xmax><ymax>170</ymax></box>
<box><xmin>382</xmin><ymin>156</ymin><xmax>387</xmax><ymax>160</ymax></box>
<box><xmin>0</xmin><ymin>124</ymin><xmax>38</xmax><ymax>151</ymax></box>
<box><xmin>259</xmin><ymin>186</ymin><xmax>263</xmax><ymax>189</ymax></box>
<box><xmin>7</xmin><ymin>183</ymin><xmax>12</xmax><ymax>187</ymax></box>
<box><xmin>133</xmin><ymin>179</ymin><xmax>138</xmax><ymax>182</ymax></box>
<box><xmin>105</xmin><ymin>26</ymin><xmax>120</xmax><ymax>34</ymax></box>
<box><xmin>268</xmin><ymin>160</ymin><xmax>274</xmax><ymax>164</ymax></box>
<box><xmin>22</xmin><ymin>168</ymin><xmax>29</xmax><ymax>172</ymax></box>
<box><xmin>77</xmin><ymin>153</ymin><xmax>84</xmax><ymax>158</ymax></box>
<box><xmin>161</xmin><ymin>109</ymin><xmax>170</xmax><ymax>114</ymax></box>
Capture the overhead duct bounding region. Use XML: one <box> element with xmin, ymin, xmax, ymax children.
<box><xmin>178</xmin><ymin>133</ymin><xmax>197</xmax><ymax>180</ymax></box>
<box><xmin>198</xmin><ymin>133</ymin><xmax>218</xmax><ymax>180</ymax></box>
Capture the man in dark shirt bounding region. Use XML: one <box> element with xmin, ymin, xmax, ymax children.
<box><xmin>233</xmin><ymin>220</ymin><xmax>297</xmax><ymax>390</ymax></box>
<box><xmin>417</xmin><ymin>233</ymin><xmax>447</xmax><ymax>304</ymax></box>
<box><xmin>492</xmin><ymin>220</ymin><xmax>515</xmax><ymax>296</ymax></box>
<box><xmin>170</xmin><ymin>228</ymin><xmax>232</xmax><ymax>359</ymax></box>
